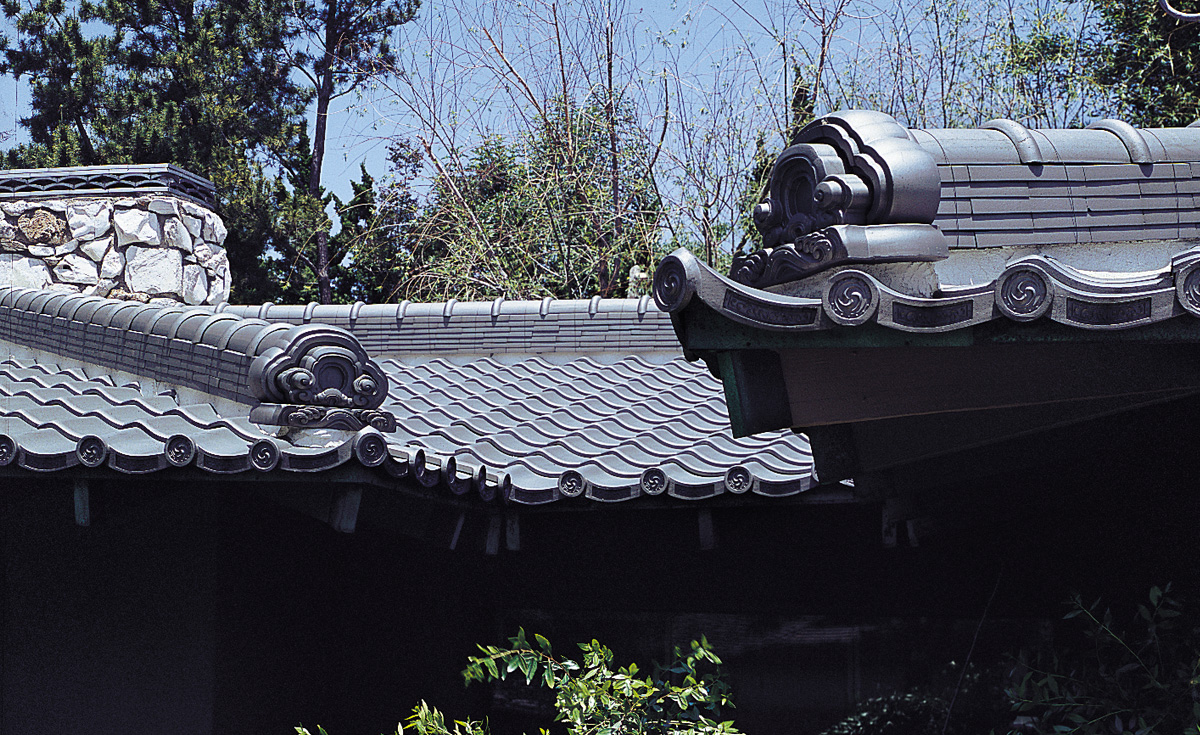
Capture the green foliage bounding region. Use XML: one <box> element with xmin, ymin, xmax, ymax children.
<box><xmin>299</xmin><ymin>631</ymin><xmax>739</xmax><ymax>735</ymax></box>
<box><xmin>273</xmin><ymin>144</ymin><xmax>422</xmax><ymax>304</ymax></box>
<box><xmin>1008</xmin><ymin>584</ymin><xmax>1200</xmax><ymax>735</ymax></box>
<box><xmin>818</xmin><ymin>692</ymin><xmax>951</xmax><ymax>735</ymax></box>
<box><xmin>292</xmin><ymin>0</ymin><xmax>419</xmax><ymax>102</ymax></box>
<box><xmin>0</xmin><ymin>0</ymin><xmax>313</xmax><ymax>302</ymax></box>
<box><xmin>1087</xmin><ymin>0</ymin><xmax>1200</xmax><ymax>126</ymax></box>
<box><xmin>288</xmin><ymin>0</ymin><xmax>420</xmax><ymax>303</ymax></box>
<box><xmin>393</xmin><ymin>98</ymin><xmax>664</xmax><ymax>301</ymax></box>
<box><xmin>456</xmin><ymin>629</ymin><xmax>737</xmax><ymax>735</ymax></box>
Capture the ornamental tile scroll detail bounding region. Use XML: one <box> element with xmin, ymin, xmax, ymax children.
<box><xmin>996</xmin><ymin>266</ymin><xmax>1052</xmax><ymax>322</ymax></box>
<box><xmin>640</xmin><ymin>468</ymin><xmax>668</xmax><ymax>495</ymax></box>
<box><xmin>0</xmin><ymin>434</ymin><xmax>15</xmax><ymax>466</ymax></box>
<box><xmin>824</xmin><ymin>271</ymin><xmax>878</xmax><ymax>326</ymax></box>
<box><xmin>249</xmin><ymin>325</ymin><xmax>397</xmax><ymax>433</ymax></box>
<box><xmin>730</xmin><ymin>230</ymin><xmax>839</xmax><ymax>287</ymax></box>
<box><xmin>663</xmin><ymin>243</ymin><xmax>1200</xmax><ymax>334</ymax></box>
<box><xmin>558</xmin><ymin>470</ymin><xmax>585</xmax><ymax>498</ymax></box>
<box><xmin>724</xmin><ymin>466</ymin><xmax>753</xmax><ymax>494</ymax></box>
<box><xmin>731</xmin><ymin>110</ymin><xmax>944</xmax><ymax>288</ymax></box>
<box><xmin>1183</xmin><ymin>268</ymin><xmax>1200</xmax><ymax>312</ymax></box>
<box><xmin>76</xmin><ymin>435</ymin><xmax>107</xmax><ymax>468</ymax></box>
<box><xmin>164</xmin><ymin>434</ymin><xmax>196</xmax><ymax>466</ymax></box>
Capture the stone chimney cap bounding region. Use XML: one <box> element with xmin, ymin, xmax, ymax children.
<box><xmin>0</xmin><ymin>164</ymin><xmax>216</xmax><ymax>208</ymax></box>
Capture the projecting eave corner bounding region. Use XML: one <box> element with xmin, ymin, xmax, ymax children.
<box><xmin>653</xmin><ymin>246</ymin><xmax>1200</xmax><ymax>484</ymax></box>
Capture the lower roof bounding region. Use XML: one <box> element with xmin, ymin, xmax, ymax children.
<box><xmin>0</xmin><ymin>290</ymin><xmax>818</xmax><ymax>508</ymax></box>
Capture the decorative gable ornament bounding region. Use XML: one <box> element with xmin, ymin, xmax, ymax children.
<box><xmin>733</xmin><ymin>110</ymin><xmax>947</xmax><ymax>288</ymax></box>
<box><xmin>661</xmin><ymin>110</ymin><xmax>1200</xmax><ymax>334</ymax></box>
<box><xmin>248</xmin><ymin>325</ymin><xmax>396</xmax><ymax>432</ymax></box>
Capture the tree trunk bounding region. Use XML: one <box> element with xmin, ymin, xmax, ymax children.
<box><xmin>309</xmin><ymin>0</ymin><xmax>339</xmax><ymax>305</ymax></box>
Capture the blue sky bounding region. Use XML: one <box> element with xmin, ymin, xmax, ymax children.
<box><xmin>0</xmin><ymin>0</ymin><xmax>1098</xmax><ymax>253</ymax></box>
<box><xmin>0</xmin><ymin>0</ymin><xmax>755</xmax><ymax>201</ymax></box>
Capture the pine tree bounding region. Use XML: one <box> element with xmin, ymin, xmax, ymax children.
<box><xmin>0</xmin><ymin>0</ymin><xmax>313</xmax><ymax>302</ymax></box>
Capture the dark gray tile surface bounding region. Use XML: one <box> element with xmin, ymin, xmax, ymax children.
<box><xmin>0</xmin><ymin>296</ymin><xmax>816</xmax><ymax>504</ymax></box>
<box><xmin>376</xmin><ymin>352</ymin><xmax>814</xmax><ymax>503</ymax></box>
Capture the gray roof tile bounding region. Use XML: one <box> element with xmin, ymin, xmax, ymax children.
<box><xmin>0</xmin><ymin>292</ymin><xmax>815</xmax><ymax>504</ymax></box>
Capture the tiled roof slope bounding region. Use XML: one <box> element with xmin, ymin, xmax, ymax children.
<box><xmin>216</xmin><ymin>295</ymin><xmax>677</xmax><ymax>356</ymax></box>
<box><xmin>0</xmin><ymin>356</ymin><xmax>344</xmax><ymax>474</ymax></box>
<box><xmin>916</xmin><ymin>122</ymin><xmax>1200</xmax><ymax>249</ymax></box>
<box><xmin>0</xmin><ymin>290</ymin><xmax>816</xmax><ymax>504</ymax></box>
<box><xmin>218</xmin><ymin>298</ymin><xmax>815</xmax><ymax>503</ymax></box>
<box><xmin>375</xmin><ymin>352</ymin><xmax>812</xmax><ymax>503</ymax></box>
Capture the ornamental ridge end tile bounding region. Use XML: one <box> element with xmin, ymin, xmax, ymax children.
<box><xmin>657</xmin><ymin>110</ymin><xmax>1200</xmax><ymax>336</ymax></box>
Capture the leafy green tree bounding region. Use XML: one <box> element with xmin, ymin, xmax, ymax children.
<box><xmin>273</xmin><ymin>144</ymin><xmax>422</xmax><ymax>304</ymax></box>
<box><xmin>0</xmin><ymin>0</ymin><xmax>312</xmax><ymax>302</ymax></box>
<box><xmin>331</xmin><ymin>142</ymin><xmax>422</xmax><ymax>303</ymax></box>
<box><xmin>297</xmin><ymin>630</ymin><xmax>739</xmax><ymax>735</ymax></box>
<box><xmin>1087</xmin><ymin>0</ymin><xmax>1200</xmax><ymax>127</ymax></box>
<box><xmin>1008</xmin><ymin>585</ymin><xmax>1200</xmax><ymax>735</ymax></box>
<box><xmin>290</xmin><ymin>0</ymin><xmax>420</xmax><ymax>303</ymax></box>
<box><xmin>392</xmin><ymin>98</ymin><xmax>663</xmax><ymax>302</ymax></box>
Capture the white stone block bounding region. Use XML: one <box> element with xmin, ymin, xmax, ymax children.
<box><xmin>0</xmin><ymin>255</ymin><xmax>52</xmax><ymax>289</ymax></box>
<box><xmin>126</xmin><ymin>245</ymin><xmax>183</xmax><ymax>295</ymax></box>
<box><xmin>1</xmin><ymin>202</ymin><xmax>28</xmax><ymax>217</ymax></box>
<box><xmin>182</xmin><ymin>264</ymin><xmax>209</xmax><ymax>305</ymax></box>
<box><xmin>207</xmin><ymin>266</ymin><xmax>231</xmax><ymax>304</ymax></box>
<box><xmin>54</xmin><ymin>253</ymin><xmax>99</xmax><ymax>284</ymax></box>
<box><xmin>67</xmin><ymin>200</ymin><xmax>112</xmax><ymax>240</ymax></box>
<box><xmin>147</xmin><ymin>198</ymin><xmax>178</xmax><ymax>216</ymax></box>
<box><xmin>162</xmin><ymin>218</ymin><xmax>193</xmax><ymax>252</ymax></box>
<box><xmin>54</xmin><ymin>240</ymin><xmax>78</xmax><ymax>256</ymax></box>
<box><xmin>27</xmin><ymin>245</ymin><xmax>54</xmax><ymax>258</ymax></box>
<box><xmin>203</xmin><ymin>246</ymin><xmax>228</xmax><ymax>275</ymax></box>
<box><xmin>192</xmin><ymin>241</ymin><xmax>213</xmax><ymax>264</ymax></box>
<box><xmin>202</xmin><ymin>212</ymin><xmax>228</xmax><ymax>246</ymax></box>
<box><xmin>81</xmin><ymin>235</ymin><xmax>112</xmax><ymax>262</ymax></box>
<box><xmin>100</xmin><ymin>247</ymin><xmax>125</xmax><ymax>279</ymax></box>
<box><xmin>85</xmin><ymin>279</ymin><xmax>116</xmax><ymax>298</ymax></box>
<box><xmin>47</xmin><ymin>282</ymin><xmax>81</xmax><ymax>293</ymax></box>
<box><xmin>113</xmin><ymin>208</ymin><xmax>161</xmax><ymax>246</ymax></box>
<box><xmin>182</xmin><ymin>213</ymin><xmax>204</xmax><ymax>239</ymax></box>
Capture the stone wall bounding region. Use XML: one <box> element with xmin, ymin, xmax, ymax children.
<box><xmin>0</xmin><ymin>195</ymin><xmax>230</xmax><ymax>305</ymax></box>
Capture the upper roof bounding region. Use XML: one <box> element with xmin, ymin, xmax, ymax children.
<box><xmin>0</xmin><ymin>288</ymin><xmax>817</xmax><ymax>507</ymax></box>
<box><xmin>665</xmin><ymin>110</ymin><xmax>1200</xmax><ymax>335</ymax></box>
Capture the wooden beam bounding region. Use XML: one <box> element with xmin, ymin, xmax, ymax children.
<box><xmin>448</xmin><ymin>512</ymin><xmax>466</xmax><ymax>551</ymax></box>
<box><xmin>73</xmin><ymin>479</ymin><xmax>90</xmax><ymax>527</ymax></box>
<box><xmin>484</xmin><ymin>515</ymin><xmax>501</xmax><ymax>556</ymax></box>
<box><xmin>780</xmin><ymin>342</ymin><xmax>1200</xmax><ymax>428</ymax></box>
<box><xmin>329</xmin><ymin>487</ymin><xmax>362</xmax><ymax>534</ymax></box>
<box><xmin>504</xmin><ymin>512</ymin><xmax>520</xmax><ymax>552</ymax></box>
<box><xmin>698</xmin><ymin>509</ymin><xmax>716</xmax><ymax>550</ymax></box>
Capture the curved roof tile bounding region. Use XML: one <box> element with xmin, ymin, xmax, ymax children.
<box><xmin>0</xmin><ymin>291</ymin><xmax>815</xmax><ymax>504</ymax></box>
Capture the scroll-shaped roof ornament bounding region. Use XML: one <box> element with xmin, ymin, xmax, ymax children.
<box><xmin>248</xmin><ymin>325</ymin><xmax>396</xmax><ymax>432</ymax></box>
<box><xmin>735</xmin><ymin>110</ymin><xmax>947</xmax><ymax>289</ymax></box>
